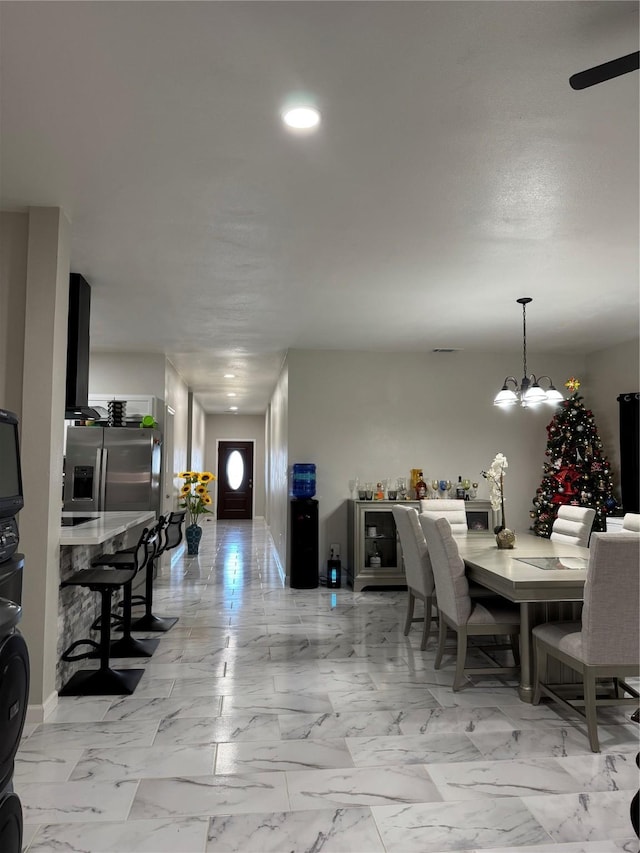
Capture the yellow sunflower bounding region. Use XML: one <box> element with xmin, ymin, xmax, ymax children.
<box><xmin>203</xmin><ymin>494</ymin><xmax>212</xmax><ymax>505</ymax></box>
<box><xmin>180</xmin><ymin>483</ymin><xmax>191</xmax><ymax>495</ymax></box>
<box><xmin>179</xmin><ymin>471</ymin><xmax>194</xmax><ymax>479</ymax></box>
<box><xmin>196</xmin><ymin>484</ymin><xmax>208</xmax><ymax>496</ymax></box>
<box><xmin>199</xmin><ymin>472</ymin><xmax>215</xmax><ymax>483</ymax></box>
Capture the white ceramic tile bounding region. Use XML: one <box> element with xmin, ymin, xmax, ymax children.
<box><xmin>43</xmin><ymin>697</ymin><xmax>113</xmax><ymax>724</ymax></box>
<box><xmin>129</xmin><ymin>772</ymin><xmax>290</xmax><ymax>819</ymax></box>
<box><xmin>346</xmin><ymin>732</ymin><xmax>482</xmax><ymax>766</ymax></box>
<box><xmin>221</xmin><ymin>691</ymin><xmax>333</xmax><ymax>715</ymax></box>
<box><xmin>215</xmin><ymin>738</ymin><xmax>353</xmax><ymax>773</ymax></box>
<box><xmin>153</xmin><ymin>713</ymin><xmax>282</xmax><ymax>746</ymax></box>
<box><xmin>13</xmin><ymin>746</ymin><xmax>84</xmax><ymax>783</ymax></box>
<box><xmin>398</xmin><ymin>705</ymin><xmax>518</xmax><ymax>736</ymax></box>
<box><xmin>522</xmin><ymin>790</ymin><xmax>637</xmax><ymax>842</ymax></box>
<box><xmin>26</xmin><ymin>817</ymin><xmax>209</xmax><ymax>852</ymax></box>
<box><xmin>428</xmin><ymin>757</ymin><xmax>582</xmax><ymax>800</ymax></box>
<box><xmin>371</xmin><ymin>797</ymin><xmax>552</xmax><ymax>852</ymax></box>
<box><xmin>103</xmin><ymin>695</ymin><xmax>222</xmax><ymax>721</ymax></box>
<box><xmin>205</xmin><ymin>807</ymin><xmax>385</xmax><ymax>852</ymax></box>
<box><xmin>278</xmin><ymin>710</ymin><xmax>403</xmax><ymax>740</ymax></box>
<box><xmin>328</xmin><ymin>687</ymin><xmax>440</xmax><ymax>713</ymax></box>
<box><xmin>69</xmin><ymin>744</ymin><xmax>216</xmax><ymax>780</ymax></box>
<box><xmin>22</xmin><ymin>720</ymin><xmax>159</xmax><ymax>751</ymax></box>
<box><xmin>286</xmin><ymin>765</ymin><xmax>442</xmax><ymax>810</ymax></box>
<box><xmin>556</xmin><ymin>752</ymin><xmax>640</xmax><ymax>792</ymax></box>
<box><xmin>16</xmin><ymin>778</ymin><xmax>139</xmax><ymax>824</ymax></box>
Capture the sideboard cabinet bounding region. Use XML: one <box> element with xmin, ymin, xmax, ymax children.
<box><xmin>347</xmin><ymin>499</ymin><xmax>496</xmax><ymax>592</ymax></box>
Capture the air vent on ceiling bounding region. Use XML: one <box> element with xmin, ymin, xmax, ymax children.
<box><xmin>432</xmin><ymin>348</ymin><xmax>463</xmax><ymax>353</ymax></box>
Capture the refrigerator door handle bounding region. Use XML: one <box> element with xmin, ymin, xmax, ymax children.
<box><xmin>98</xmin><ymin>447</ymin><xmax>108</xmax><ymax>511</ymax></box>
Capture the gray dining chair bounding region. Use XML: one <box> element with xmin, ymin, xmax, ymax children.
<box><xmin>550</xmin><ymin>505</ymin><xmax>596</xmax><ymax>547</ymax></box>
<box><xmin>622</xmin><ymin>512</ymin><xmax>640</xmax><ymax>532</ymax></box>
<box><xmin>532</xmin><ymin>532</ymin><xmax>640</xmax><ymax>752</ymax></box>
<box><xmin>420</xmin><ymin>514</ymin><xmax>521</xmax><ymax>691</ymax></box>
<box><xmin>420</xmin><ymin>499</ymin><xmax>468</xmax><ymax>533</ymax></box>
<box><xmin>392</xmin><ymin>505</ymin><xmax>437</xmax><ymax>649</ymax></box>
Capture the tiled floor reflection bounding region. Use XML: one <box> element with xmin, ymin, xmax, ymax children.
<box><xmin>16</xmin><ymin>520</ymin><xmax>640</xmax><ymax>852</ymax></box>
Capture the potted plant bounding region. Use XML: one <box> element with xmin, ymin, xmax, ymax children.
<box><xmin>482</xmin><ymin>453</ymin><xmax>515</xmax><ymax>548</ymax></box>
<box><xmin>179</xmin><ymin>471</ymin><xmax>216</xmax><ymax>554</ymax></box>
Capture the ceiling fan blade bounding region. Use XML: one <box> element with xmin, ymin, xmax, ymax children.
<box><xmin>570</xmin><ymin>51</ymin><xmax>639</xmax><ymax>90</ymax></box>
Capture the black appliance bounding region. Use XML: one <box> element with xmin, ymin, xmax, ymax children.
<box><xmin>289</xmin><ymin>499</ymin><xmax>319</xmax><ymax>589</ymax></box>
<box><xmin>0</xmin><ymin>409</ymin><xmax>27</xmax><ymax>852</ymax></box>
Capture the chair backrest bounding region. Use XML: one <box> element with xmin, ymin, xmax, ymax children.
<box><xmin>550</xmin><ymin>505</ymin><xmax>596</xmax><ymax>547</ymax></box>
<box><xmin>419</xmin><ymin>499</ymin><xmax>468</xmax><ymax>534</ymax></box>
<box><xmin>419</xmin><ymin>514</ymin><xmax>471</xmax><ymax>626</ymax></box>
<box><xmin>581</xmin><ymin>532</ymin><xmax>640</xmax><ymax>665</ymax></box>
<box><xmin>130</xmin><ymin>525</ymin><xmax>160</xmax><ymax>576</ymax></box>
<box><xmin>392</xmin><ymin>505</ymin><xmax>434</xmax><ymax>597</ymax></box>
<box><xmin>622</xmin><ymin>512</ymin><xmax>640</xmax><ymax>533</ymax></box>
<box><xmin>161</xmin><ymin>510</ymin><xmax>186</xmax><ymax>553</ymax></box>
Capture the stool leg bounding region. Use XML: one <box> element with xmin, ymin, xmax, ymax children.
<box><xmin>110</xmin><ymin>581</ymin><xmax>160</xmax><ymax>658</ymax></box>
<box><xmin>59</xmin><ymin>587</ymin><xmax>145</xmax><ymax>696</ymax></box>
<box><xmin>130</xmin><ymin>557</ymin><xmax>179</xmax><ymax>633</ymax></box>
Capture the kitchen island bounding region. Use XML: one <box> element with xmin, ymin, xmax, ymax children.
<box><xmin>58</xmin><ymin>510</ymin><xmax>157</xmax><ymax>690</ymax></box>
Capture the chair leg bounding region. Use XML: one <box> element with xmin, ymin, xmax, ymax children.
<box><xmin>435</xmin><ymin>611</ymin><xmax>446</xmax><ymax>670</ymax></box>
<box><xmin>420</xmin><ymin>595</ymin><xmax>434</xmax><ymax>651</ymax></box>
<box><xmin>532</xmin><ymin>640</ymin><xmax>545</xmax><ymax>705</ymax></box>
<box><xmin>584</xmin><ymin>670</ymin><xmax>600</xmax><ymax>753</ymax></box>
<box><xmin>404</xmin><ymin>591</ymin><xmax>415</xmax><ymax>636</ymax></box>
<box><xmin>109</xmin><ymin>581</ymin><xmax>159</xmax><ymax>658</ymax></box>
<box><xmin>510</xmin><ymin>634</ymin><xmax>520</xmax><ymax>667</ymax></box>
<box><xmin>130</xmin><ymin>555</ymin><xmax>179</xmax><ymax>633</ymax></box>
<box><xmin>453</xmin><ymin>627</ymin><xmax>468</xmax><ymax>691</ymax></box>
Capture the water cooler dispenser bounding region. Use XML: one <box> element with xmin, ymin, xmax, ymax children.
<box><xmin>290</xmin><ymin>464</ymin><xmax>318</xmax><ymax>589</ymax></box>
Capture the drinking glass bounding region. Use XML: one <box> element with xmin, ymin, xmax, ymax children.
<box><xmin>431</xmin><ymin>480</ymin><xmax>439</xmax><ymax>498</ymax></box>
<box><xmin>348</xmin><ymin>478</ymin><xmax>359</xmax><ymax>498</ymax></box>
<box><xmin>365</xmin><ymin>482</ymin><xmax>374</xmax><ymax>501</ymax></box>
<box><xmin>397</xmin><ymin>477</ymin><xmax>407</xmax><ymax>500</ymax></box>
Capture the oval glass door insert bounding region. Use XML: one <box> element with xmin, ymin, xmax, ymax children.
<box><xmin>227</xmin><ymin>450</ymin><xmax>244</xmax><ymax>490</ymax></box>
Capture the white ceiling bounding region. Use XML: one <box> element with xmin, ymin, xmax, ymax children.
<box><xmin>1</xmin><ymin>1</ymin><xmax>638</xmax><ymax>413</ymax></box>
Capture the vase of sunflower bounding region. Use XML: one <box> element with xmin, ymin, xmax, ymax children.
<box><xmin>179</xmin><ymin>471</ymin><xmax>216</xmax><ymax>555</ymax></box>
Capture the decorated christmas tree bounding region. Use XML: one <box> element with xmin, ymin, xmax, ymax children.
<box><xmin>530</xmin><ymin>378</ymin><xmax>618</xmax><ymax>537</ymax></box>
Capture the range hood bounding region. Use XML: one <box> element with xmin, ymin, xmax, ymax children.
<box><xmin>65</xmin><ymin>273</ymin><xmax>100</xmax><ymax>420</ymax></box>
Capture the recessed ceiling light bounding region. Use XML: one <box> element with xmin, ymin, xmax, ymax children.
<box><xmin>223</xmin><ymin>373</ymin><xmax>235</xmax><ymax>379</ymax></box>
<box><xmin>226</xmin><ymin>392</ymin><xmax>236</xmax><ymax>397</ymax></box>
<box><xmin>229</xmin><ymin>406</ymin><xmax>238</xmax><ymax>411</ymax></box>
<box><xmin>282</xmin><ymin>106</ymin><xmax>321</xmax><ymax>130</ymax></box>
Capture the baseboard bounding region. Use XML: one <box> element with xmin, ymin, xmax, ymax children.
<box><xmin>27</xmin><ymin>690</ymin><xmax>58</xmax><ymax>724</ymax></box>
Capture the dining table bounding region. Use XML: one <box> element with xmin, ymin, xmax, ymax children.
<box><xmin>455</xmin><ymin>530</ymin><xmax>590</xmax><ymax>702</ymax></box>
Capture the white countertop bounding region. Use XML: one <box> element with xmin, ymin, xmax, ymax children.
<box><xmin>60</xmin><ymin>511</ymin><xmax>157</xmax><ymax>546</ymax></box>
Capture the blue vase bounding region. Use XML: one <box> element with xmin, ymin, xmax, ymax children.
<box><xmin>186</xmin><ymin>523</ymin><xmax>202</xmax><ymax>555</ymax></box>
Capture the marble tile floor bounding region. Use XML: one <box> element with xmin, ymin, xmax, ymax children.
<box><xmin>15</xmin><ymin>519</ymin><xmax>639</xmax><ymax>852</ymax></box>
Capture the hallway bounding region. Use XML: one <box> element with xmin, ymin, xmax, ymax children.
<box><xmin>15</xmin><ymin>520</ymin><xmax>639</xmax><ymax>852</ymax></box>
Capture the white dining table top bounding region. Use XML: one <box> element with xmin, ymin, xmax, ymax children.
<box><xmin>455</xmin><ymin>531</ymin><xmax>590</xmax><ymax>602</ymax></box>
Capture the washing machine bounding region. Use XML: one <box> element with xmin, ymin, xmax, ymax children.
<box><xmin>0</xmin><ymin>597</ymin><xmax>29</xmax><ymax>853</ymax></box>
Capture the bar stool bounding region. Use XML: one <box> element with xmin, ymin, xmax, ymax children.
<box><xmin>91</xmin><ymin>523</ymin><xmax>161</xmax><ymax>658</ymax></box>
<box><xmin>130</xmin><ymin>510</ymin><xmax>185</xmax><ymax>633</ymax></box>
<box><xmin>59</xmin><ymin>534</ymin><xmax>149</xmax><ymax>696</ymax></box>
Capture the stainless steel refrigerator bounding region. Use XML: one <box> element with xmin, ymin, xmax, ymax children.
<box><xmin>63</xmin><ymin>427</ymin><xmax>162</xmax><ymax>513</ymax></box>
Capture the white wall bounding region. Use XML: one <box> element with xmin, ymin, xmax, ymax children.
<box><xmin>0</xmin><ymin>212</ymin><xmax>28</xmax><ymax>413</ymax></box>
<box><xmin>190</xmin><ymin>394</ymin><xmax>206</xmax><ymax>472</ymax></box>
<box><xmin>585</xmin><ymin>337</ymin><xmax>640</xmax><ymax>503</ymax></box>
<box><xmin>89</xmin><ymin>351</ymin><xmax>167</xmax><ymax>431</ymax></box>
<box><xmin>266</xmin><ymin>363</ymin><xmax>289</xmax><ymax>568</ymax></box>
<box><xmin>165</xmin><ymin>360</ymin><xmax>189</xmax><ymax>501</ymax></box>
<box><xmin>205</xmin><ymin>414</ymin><xmax>266</xmax><ymax>517</ymax></box>
<box><xmin>285</xmin><ymin>348</ymin><xmax>585</xmax><ymax>574</ymax></box>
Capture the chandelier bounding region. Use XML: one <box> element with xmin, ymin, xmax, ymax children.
<box><xmin>494</xmin><ymin>298</ymin><xmax>564</xmax><ymax>408</ymax></box>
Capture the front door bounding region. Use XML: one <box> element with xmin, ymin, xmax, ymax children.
<box><xmin>217</xmin><ymin>440</ymin><xmax>254</xmax><ymax>520</ymax></box>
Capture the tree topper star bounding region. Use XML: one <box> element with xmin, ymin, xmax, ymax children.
<box><xmin>565</xmin><ymin>377</ymin><xmax>581</xmax><ymax>392</ymax></box>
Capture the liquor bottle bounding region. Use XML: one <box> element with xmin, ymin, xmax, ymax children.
<box><xmin>456</xmin><ymin>475</ymin><xmax>466</xmax><ymax>500</ymax></box>
<box><xmin>415</xmin><ymin>472</ymin><xmax>427</xmax><ymax>500</ymax></box>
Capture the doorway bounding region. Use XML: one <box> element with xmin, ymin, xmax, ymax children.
<box><xmin>217</xmin><ymin>440</ymin><xmax>254</xmax><ymax>520</ymax></box>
